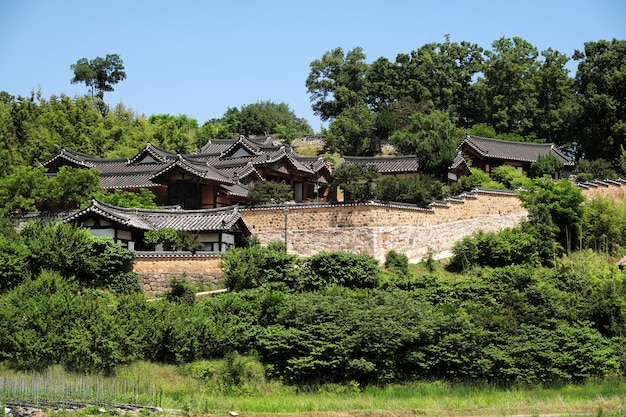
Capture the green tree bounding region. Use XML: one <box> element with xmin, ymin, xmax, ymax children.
<box><xmin>219</xmin><ymin>244</ymin><xmax>297</xmax><ymax>291</ymax></box>
<box><xmin>297</xmin><ymin>251</ymin><xmax>381</xmax><ymax>290</ymax></box>
<box><xmin>570</xmin><ymin>39</ymin><xmax>626</xmax><ymax>163</ymax></box>
<box><xmin>46</xmin><ymin>166</ymin><xmax>100</xmax><ymax>210</ymax></box>
<box><xmin>247</xmin><ymin>181</ymin><xmax>293</xmax><ymax>205</ymax></box>
<box><xmin>236</xmin><ymin>101</ymin><xmax>312</xmax><ymax>138</ymax></box>
<box><xmin>518</xmin><ymin>178</ymin><xmax>585</xmax><ymax>255</ymax></box>
<box><xmin>70</xmin><ymin>54</ymin><xmax>126</xmax><ymax>100</ymax></box>
<box><xmin>332</xmin><ymin>163</ymin><xmax>379</xmax><ymax>202</ymax></box>
<box><xmin>149</xmin><ymin>114</ymin><xmax>199</xmax><ymax>154</ymax></box>
<box><xmin>0</xmin><ymin>166</ymin><xmax>47</xmax><ymax>214</ymax></box>
<box><xmin>490</xmin><ymin>164</ymin><xmax>531</xmax><ymax>189</ymax></box>
<box><xmin>475</xmin><ymin>37</ymin><xmax>541</xmax><ymax>137</ymax></box>
<box><xmin>535</xmin><ymin>48</ymin><xmax>575</xmax><ymax>144</ymax></box>
<box><xmin>390</xmin><ymin>110</ymin><xmax>464</xmax><ymax>178</ymax></box>
<box><xmin>324</xmin><ymin>105</ymin><xmax>375</xmax><ymax>155</ymax></box>
<box><xmin>94</xmin><ymin>188</ymin><xmax>157</xmax><ymax>208</ymax></box>
<box><xmin>306</xmin><ymin>46</ymin><xmax>369</xmax><ymax>121</ymax></box>
<box><xmin>375</xmin><ymin>175</ymin><xmax>445</xmax><ymax>206</ymax></box>
<box><xmin>528</xmin><ymin>154</ymin><xmax>565</xmax><ymax>179</ymax></box>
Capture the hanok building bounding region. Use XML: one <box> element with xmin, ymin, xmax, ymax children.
<box><xmin>42</xmin><ymin>136</ymin><xmax>332</xmax><ymax>208</ymax></box>
<box><xmin>458</xmin><ymin>134</ymin><xmax>574</xmax><ymax>178</ymax></box>
<box><xmin>64</xmin><ymin>199</ymin><xmax>250</xmax><ymax>252</ymax></box>
<box><xmin>339</xmin><ymin>154</ymin><xmax>471</xmax><ymax>183</ymax></box>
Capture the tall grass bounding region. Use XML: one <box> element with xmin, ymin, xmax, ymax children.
<box><xmin>1</xmin><ymin>361</ymin><xmax>625</xmax><ymax>416</ymax></box>
<box><xmin>0</xmin><ymin>366</ymin><xmax>160</xmax><ymax>409</ymax></box>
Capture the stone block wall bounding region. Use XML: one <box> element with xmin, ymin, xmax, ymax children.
<box><xmin>133</xmin><ymin>253</ymin><xmax>223</xmax><ymax>296</ymax></box>
<box><xmin>241</xmin><ymin>190</ymin><xmax>528</xmax><ymax>263</ymax></box>
<box><xmin>132</xmin><ymin>181</ymin><xmax>626</xmax><ymax>289</ymax></box>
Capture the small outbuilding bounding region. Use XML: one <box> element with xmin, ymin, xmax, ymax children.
<box><xmin>64</xmin><ymin>199</ymin><xmax>250</xmax><ymax>252</ymax></box>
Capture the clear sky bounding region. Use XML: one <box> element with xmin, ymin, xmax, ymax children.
<box><xmin>1</xmin><ymin>0</ymin><xmax>625</xmax><ymax>132</ymax></box>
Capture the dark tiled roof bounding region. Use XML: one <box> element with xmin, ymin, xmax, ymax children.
<box><xmin>150</xmin><ymin>155</ymin><xmax>236</xmax><ymax>184</ymax></box>
<box><xmin>127</xmin><ymin>143</ymin><xmax>177</xmax><ymax>164</ymax></box>
<box><xmin>43</xmin><ymin>136</ymin><xmax>330</xmax><ymax>193</ymax></box>
<box><xmin>460</xmin><ymin>135</ymin><xmax>574</xmax><ymax>166</ymax></box>
<box><xmin>339</xmin><ymin>155</ymin><xmax>420</xmax><ymax>174</ymax></box>
<box><xmin>65</xmin><ymin>200</ymin><xmax>249</xmax><ymax>233</ymax></box>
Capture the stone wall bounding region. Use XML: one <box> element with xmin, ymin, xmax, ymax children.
<box><xmin>133</xmin><ymin>252</ymin><xmax>223</xmax><ymax>296</ymax></box>
<box><xmin>132</xmin><ymin>181</ymin><xmax>626</xmax><ymax>290</ymax></box>
<box><xmin>240</xmin><ymin>189</ymin><xmax>528</xmax><ymax>263</ymax></box>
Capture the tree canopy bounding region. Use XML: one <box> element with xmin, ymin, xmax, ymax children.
<box><xmin>306</xmin><ymin>36</ymin><xmax>626</xmax><ymax>176</ymax></box>
<box><xmin>70</xmin><ymin>54</ymin><xmax>127</xmax><ymax>100</ymax></box>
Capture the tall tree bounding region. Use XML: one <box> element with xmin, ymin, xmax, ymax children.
<box><xmin>570</xmin><ymin>39</ymin><xmax>626</xmax><ymax>164</ymax></box>
<box><xmin>475</xmin><ymin>37</ymin><xmax>541</xmax><ymax>137</ymax></box>
<box><xmin>70</xmin><ymin>54</ymin><xmax>126</xmax><ymax>100</ymax></box>
<box><xmin>306</xmin><ymin>47</ymin><xmax>369</xmax><ymax>122</ymax></box>
<box><xmin>323</xmin><ymin>105</ymin><xmax>375</xmax><ymax>155</ymax></box>
<box><xmin>390</xmin><ymin>110</ymin><xmax>464</xmax><ymax>179</ymax></box>
<box><xmin>535</xmin><ymin>48</ymin><xmax>575</xmax><ymax>145</ymax></box>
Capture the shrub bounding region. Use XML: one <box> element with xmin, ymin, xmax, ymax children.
<box><xmin>247</xmin><ymin>181</ymin><xmax>293</xmax><ymax>205</ymax></box>
<box><xmin>220</xmin><ymin>244</ymin><xmax>297</xmax><ymax>291</ymax></box>
<box><xmin>297</xmin><ymin>251</ymin><xmax>381</xmax><ymax>290</ymax></box>
<box><xmin>384</xmin><ymin>249</ymin><xmax>409</xmax><ymax>276</ymax></box>
<box><xmin>165</xmin><ymin>275</ymin><xmax>197</xmax><ymax>305</ymax></box>
<box><xmin>376</xmin><ymin>175</ymin><xmax>445</xmax><ymax>206</ymax></box>
<box><xmin>144</xmin><ymin>228</ymin><xmax>179</xmax><ymax>250</ymax></box>
<box><xmin>0</xmin><ymin>235</ymin><xmax>31</xmax><ymax>292</ymax></box>
<box><xmin>448</xmin><ymin>227</ymin><xmax>541</xmax><ymax>271</ymax></box>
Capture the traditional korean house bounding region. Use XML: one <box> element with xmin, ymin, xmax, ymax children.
<box><xmin>339</xmin><ymin>154</ymin><xmax>471</xmax><ymax>183</ymax></box>
<box><xmin>458</xmin><ymin>134</ymin><xmax>574</xmax><ymax>178</ymax></box>
<box><xmin>42</xmin><ymin>136</ymin><xmax>332</xmax><ymax>207</ymax></box>
<box><xmin>64</xmin><ymin>199</ymin><xmax>250</xmax><ymax>252</ymax></box>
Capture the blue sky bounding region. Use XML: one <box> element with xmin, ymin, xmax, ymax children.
<box><xmin>1</xmin><ymin>0</ymin><xmax>624</xmax><ymax>132</ymax></box>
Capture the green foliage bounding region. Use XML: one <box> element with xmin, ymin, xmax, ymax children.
<box><xmin>70</xmin><ymin>54</ymin><xmax>126</xmax><ymax>100</ymax></box>
<box><xmin>571</xmin><ymin>39</ymin><xmax>626</xmax><ymax>164</ymax></box>
<box><xmin>529</xmin><ymin>154</ymin><xmax>565</xmax><ymax>178</ymax></box>
<box><xmin>449</xmin><ymin>227</ymin><xmax>541</xmax><ymax>271</ymax></box>
<box><xmin>384</xmin><ymin>250</ymin><xmax>409</xmax><ymax>276</ymax></box>
<box><xmin>518</xmin><ymin>178</ymin><xmax>585</xmax><ymax>255</ymax></box>
<box><xmin>375</xmin><ymin>174</ymin><xmax>445</xmax><ymax>206</ymax></box>
<box><xmin>457</xmin><ymin>168</ymin><xmax>505</xmax><ymax>191</ymax></box>
<box><xmin>332</xmin><ymin>163</ymin><xmax>379</xmax><ymax>202</ymax></box>
<box><xmin>490</xmin><ymin>164</ymin><xmax>531</xmax><ymax>189</ymax></box>
<box><xmin>94</xmin><ymin>188</ymin><xmax>157</xmax><ymax>209</ymax></box>
<box><xmin>247</xmin><ymin>181</ymin><xmax>293</xmax><ymax>205</ymax></box>
<box><xmin>46</xmin><ymin>166</ymin><xmax>100</xmax><ymax>209</ymax></box>
<box><xmin>297</xmin><ymin>252</ymin><xmax>380</xmax><ymax>290</ymax></box>
<box><xmin>165</xmin><ymin>275</ymin><xmax>197</xmax><ymax>305</ymax></box>
<box><xmin>306</xmin><ymin>46</ymin><xmax>369</xmax><ymax>122</ymax></box>
<box><xmin>390</xmin><ymin>110</ymin><xmax>464</xmax><ymax>179</ymax></box>
<box><xmin>0</xmin><ymin>235</ymin><xmax>30</xmax><ymax>292</ymax></box>
<box><xmin>576</xmin><ymin>158</ymin><xmax>618</xmax><ymax>180</ymax></box>
<box><xmin>324</xmin><ymin>105</ymin><xmax>375</xmax><ymax>155</ymax></box>
<box><xmin>0</xmin><ymin>166</ymin><xmax>47</xmax><ymax>214</ymax></box>
<box><xmin>230</xmin><ymin>101</ymin><xmax>312</xmax><ymax>138</ymax></box>
<box><xmin>20</xmin><ymin>221</ymin><xmax>137</xmax><ymax>291</ymax></box>
<box><xmin>582</xmin><ymin>197</ymin><xmax>626</xmax><ymax>254</ymax></box>
<box><xmin>148</xmin><ymin>114</ymin><xmax>199</xmax><ymax>154</ymax></box>
<box><xmin>143</xmin><ymin>228</ymin><xmax>202</xmax><ymax>252</ymax></box>
<box><xmin>144</xmin><ymin>228</ymin><xmax>179</xmax><ymax>250</ymax></box>
<box><xmin>219</xmin><ymin>244</ymin><xmax>298</xmax><ymax>291</ymax></box>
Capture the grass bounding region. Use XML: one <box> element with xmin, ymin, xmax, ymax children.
<box><xmin>3</xmin><ymin>361</ymin><xmax>625</xmax><ymax>417</ymax></box>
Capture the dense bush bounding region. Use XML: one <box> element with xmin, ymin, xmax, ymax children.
<box><xmin>20</xmin><ymin>221</ymin><xmax>138</xmax><ymax>292</ymax></box>
<box><xmin>219</xmin><ymin>243</ymin><xmax>298</xmax><ymax>291</ymax></box>
<box><xmin>297</xmin><ymin>251</ymin><xmax>381</xmax><ymax>290</ymax></box>
<box><xmin>375</xmin><ymin>175</ymin><xmax>445</xmax><ymax>206</ymax></box>
<box><xmin>449</xmin><ymin>227</ymin><xmax>541</xmax><ymax>270</ymax></box>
